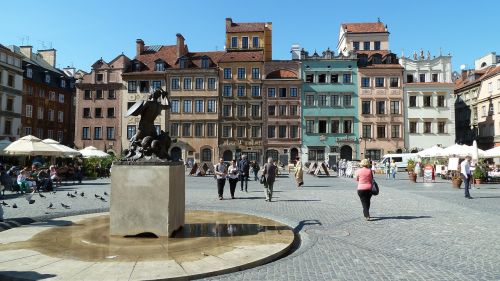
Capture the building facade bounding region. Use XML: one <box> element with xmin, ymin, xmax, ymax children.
<box><xmin>400</xmin><ymin>52</ymin><xmax>455</xmax><ymax>151</ymax></box>
<box><xmin>75</xmin><ymin>54</ymin><xmax>130</xmax><ymax>154</ymax></box>
<box><xmin>262</xmin><ymin>60</ymin><xmax>302</xmax><ymax>165</ymax></box>
<box><xmin>0</xmin><ymin>45</ymin><xmax>23</xmax><ymax>141</ymax></box>
<box><xmin>300</xmin><ymin>48</ymin><xmax>359</xmax><ymax>164</ymax></box>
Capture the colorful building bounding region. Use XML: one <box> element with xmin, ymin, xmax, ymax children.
<box><xmin>0</xmin><ymin>45</ymin><xmax>23</xmax><ymax>141</ymax></box>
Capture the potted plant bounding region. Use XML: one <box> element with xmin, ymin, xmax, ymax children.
<box><xmin>451</xmin><ymin>175</ymin><xmax>463</xmax><ymax>188</ymax></box>
<box><xmin>407</xmin><ymin>159</ymin><xmax>417</xmax><ymax>182</ymax></box>
<box><xmin>473</xmin><ymin>165</ymin><xmax>486</xmax><ymax>184</ymax></box>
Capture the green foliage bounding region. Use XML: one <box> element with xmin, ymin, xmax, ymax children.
<box><xmin>407</xmin><ymin>159</ymin><xmax>415</xmax><ymax>173</ymax></box>
<box><xmin>83</xmin><ymin>156</ymin><xmax>116</xmax><ymax>179</ymax></box>
<box><xmin>473</xmin><ymin>164</ymin><xmax>487</xmax><ymax>179</ymax></box>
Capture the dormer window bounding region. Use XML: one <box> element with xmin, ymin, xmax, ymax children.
<box><xmin>372</xmin><ymin>54</ymin><xmax>382</xmax><ymax>64</ymax></box>
<box><xmin>27</xmin><ymin>68</ymin><xmax>33</xmax><ymax>78</ymax></box>
<box><xmin>252</xmin><ymin>37</ymin><xmax>259</xmax><ymax>48</ymax></box>
<box><xmin>231</xmin><ymin>37</ymin><xmax>238</xmax><ymax>48</ymax></box>
<box><xmin>242</xmin><ymin>37</ymin><xmax>249</xmax><ymax>49</ymax></box>
<box><xmin>155</xmin><ymin>61</ymin><xmax>165</xmax><ymax>71</ymax></box>
<box><xmin>179</xmin><ymin>57</ymin><xmax>187</xmax><ymax>69</ymax></box>
<box><xmin>201</xmin><ymin>57</ymin><xmax>209</xmax><ymax>69</ymax></box>
<box><xmin>133</xmin><ymin>62</ymin><xmax>141</xmax><ymax>72</ymax></box>
<box><xmin>45</xmin><ymin>73</ymin><xmax>51</xmax><ymax>83</ymax></box>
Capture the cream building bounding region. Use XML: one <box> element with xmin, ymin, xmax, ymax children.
<box><xmin>400</xmin><ymin>52</ymin><xmax>455</xmax><ymax>151</ymax></box>
<box><xmin>0</xmin><ymin>45</ymin><xmax>23</xmax><ymax>141</ymax></box>
<box><xmin>472</xmin><ymin>66</ymin><xmax>500</xmax><ymax>148</ymax></box>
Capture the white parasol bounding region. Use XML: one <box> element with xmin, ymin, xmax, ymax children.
<box><xmin>42</xmin><ymin>139</ymin><xmax>81</xmax><ymax>157</ymax></box>
<box><xmin>3</xmin><ymin>135</ymin><xmax>63</xmax><ymax>156</ymax></box>
<box><xmin>417</xmin><ymin>145</ymin><xmax>446</xmax><ymax>158</ymax></box>
<box><xmin>79</xmin><ymin>146</ymin><xmax>110</xmax><ymax>158</ymax></box>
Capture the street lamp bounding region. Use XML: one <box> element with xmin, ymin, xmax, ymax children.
<box><xmin>358</xmin><ymin>136</ymin><xmax>372</xmax><ymax>159</ymax></box>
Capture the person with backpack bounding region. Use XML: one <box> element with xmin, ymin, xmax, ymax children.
<box><xmin>214</xmin><ymin>158</ymin><xmax>227</xmax><ymax>200</ymax></box>
<box><xmin>262</xmin><ymin>157</ymin><xmax>277</xmax><ymax>202</ymax></box>
<box><xmin>238</xmin><ymin>155</ymin><xmax>250</xmax><ymax>192</ymax></box>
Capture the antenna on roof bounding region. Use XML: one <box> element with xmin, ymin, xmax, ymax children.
<box><xmin>49</xmin><ymin>41</ymin><xmax>53</xmax><ymax>49</ymax></box>
<box><xmin>377</xmin><ymin>17</ymin><xmax>381</xmax><ymax>23</ymax></box>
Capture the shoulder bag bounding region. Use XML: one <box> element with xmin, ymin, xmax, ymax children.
<box><xmin>371</xmin><ymin>178</ymin><xmax>379</xmax><ymax>196</ymax></box>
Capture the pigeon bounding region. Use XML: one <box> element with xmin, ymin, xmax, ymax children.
<box><xmin>48</xmin><ymin>203</ymin><xmax>53</xmax><ymax>209</ymax></box>
<box><xmin>95</xmin><ymin>194</ymin><xmax>100</xmax><ymax>198</ymax></box>
<box><xmin>80</xmin><ymin>192</ymin><xmax>85</xmax><ymax>197</ymax></box>
<box><xmin>100</xmin><ymin>197</ymin><xmax>107</xmax><ymax>202</ymax></box>
<box><xmin>29</xmin><ymin>199</ymin><xmax>35</xmax><ymax>204</ymax></box>
<box><xmin>70</xmin><ymin>194</ymin><xmax>76</xmax><ymax>198</ymax></box>
<box><xmin>51</xmin><ymin>191</ymin><xmax>57</xmax><ymax>194</ymax></box>
<box><xmin>26</xmin><ymin>191</ymin><xmax>35</xmax><ymax>201</ymax></box>
<box><xmin>12</xmin><ymin>203</ymin><xmax>18</xmax><ymax>208</ymax></box>
<box><xmin>61</xmin><ymin>203</ymin><xmax>70</xmax><ymax>209</ymax></box>
<box><xmin>74</xmin><ymin>191</ymin><xmax>77</xmax><ymax>194</ymax></box>
<box><xmin>39</xmin><ymin>193</ymin><xmax>46</xmax><ymax>198</ymax></box>
<box><xmin>1</xmin><ymin>201</ymin><xmax>8</xmax><ymax>206</ymax></box>
<box><xmin>67</xmin><ymin>192</ymin><xmax>71</xmax><ymax>197</ymax></box>
<box><xmin>104</xmin><ymin>192</ymin><xmax>108</xmax><ymax>196</ymax></box>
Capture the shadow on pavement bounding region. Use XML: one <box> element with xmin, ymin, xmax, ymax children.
<box><xmin>0</xmin><ymin>271</ymin><xmax>56</xmax><ymax>280</ymax></box>
<box><xmin>471</xmin><ymin>196</ymin><xmax>500</xmax><ymax>199</ymax></box>
<box><xmin>369</xmin><ymin>215</ymin><xmax>432</xmax><ymax>221</ymax></box>
<box><xmin>294</xmin><ymin>219</ymin><xmax>322</xmax><ymax>233</ymax></box>
<box><xmin>278</xmin><ymin>199</ymin><xmax>321</xmax><ymax>202</ymax></box>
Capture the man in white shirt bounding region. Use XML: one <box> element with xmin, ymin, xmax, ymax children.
<box><xmin>460</xmin><ymin>156</ymin><xmax>472</xmax><ymax>199</ymax></box>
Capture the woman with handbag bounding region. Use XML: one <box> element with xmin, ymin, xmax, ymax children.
<box><xmin>355</xmin><ymin>159</ymin><xmax>374</xmax><ymax>221</ymax></box>
<box><xmin>227</xmin><ymin>160</ymin><xmax>239</xmax><ymax>199</ymax></box>
<box><xmin>294</xmin><ymin>157</ymin><xmax>303</xmax><ymax>187</ymax></box>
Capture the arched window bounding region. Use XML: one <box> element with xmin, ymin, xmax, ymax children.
<box><xmin>201</xmin><ymin>148</ymin><xmax>212</xmax><ymax>162</ymax></box>
<box><xmin>481</xmin><ymin>62</ymin><xmax>487</xmax><ymax>68</ymax></box>
<box><xmin>266</xmin><ymin>149</ymin><xmax>279</xmax><ymax>162</ymax></box>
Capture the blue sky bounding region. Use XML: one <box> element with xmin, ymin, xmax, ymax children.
<box><xmin>1</xmin><ymin>0</ymin><xmax>497</xmax><ymax>72</ymax></box>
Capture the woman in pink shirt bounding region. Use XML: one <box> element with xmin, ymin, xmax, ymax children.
<box><xmin>356</xmin><ymin>159</ymin><xmax>374</xmax><ymax>221</ymax></box>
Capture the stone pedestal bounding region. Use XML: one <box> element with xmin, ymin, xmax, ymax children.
<box><xmin>110</xmin><ymin>162</ymin><xmax>185</xmax><ymax>237</ymax></box>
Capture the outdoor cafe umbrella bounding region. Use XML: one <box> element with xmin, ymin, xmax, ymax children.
<box><xmin>2</xmin><ymin>135</ymin><xmax>63</xmax><ymax>156</ymax></box>
<box><xmin>472</xmin><ymin>140</ymin><xmax>479</xmax><ymax>162</ymax></box>
<box><xmin>443</xmin><ymin>143</ymin><xmax>485</xmax><ymax>158</ymax></box>
<box><xmin>483</xmin><ymin>146</ymin><xmax>500</xmax><ymax>157</ymax></box>
<box><xmin>417</xmin><ymin>145</ymin><xmax>446</xmax><ymax>158</ymax></box>
<box><xmin>79</xmin><ymin>146</ymin><xmax>110</xmax><ymax>158</ymax></box>
<box><xmin>42</xmin><ymin>139</ymin><xmax>81</xmax><ymax>157</ymax></box>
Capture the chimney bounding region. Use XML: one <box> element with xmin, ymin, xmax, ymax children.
<box><xmin>136</xmin><ymin>39</ymin><xmax>144</xmax><ymax>56</ymax></box>
<box><xmin>226</xmin><ymin>18</ymin><xmax>233</xmax><ymax>30</ymax></box>
<box><xmin>19</xmin><ymin>46</ymin><xmax>32</xmax><ymax>59</ymax></box>
<box><xmin>291</xmin><ymin>44</ymin><xmax>301</xmax><ymax>60</ymax></box>
<box><xmin>461</xmin><ymin>69</ymin><xmax>468</xmax><ymax>79</ymax></box>
<box><xmin>176</xmin><ymin>33</ymin><xmax>187</xmax><ymax>57</ymax></box>
<box><xmin>38</xmin><ymin>49</ymin><xmax>56</xmax><ymax>67</ymax></box>
<box><xmin>63</xmin><ymin>66</ymin><xmax>76</xmax><ymax>77</ymax></box>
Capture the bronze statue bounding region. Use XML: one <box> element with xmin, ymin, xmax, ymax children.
<box><xmin>124</xmin><ymin>88</ymin><xmax>176</xmax><ymax>160</ymax></box>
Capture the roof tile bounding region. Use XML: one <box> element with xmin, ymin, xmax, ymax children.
<box><xmin>342</xmin><ymin>22</ymin><xmax>387</xmax><ymax>33</ymax></box>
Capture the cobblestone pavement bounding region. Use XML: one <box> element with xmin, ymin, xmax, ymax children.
<box><xmin>1</xmin><ymin>170</ymin><xmax>499</xmax><ymax>281</ymax></box>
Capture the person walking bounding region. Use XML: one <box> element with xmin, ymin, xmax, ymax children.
<box><xmin>251</xmin><ymin>161</ymin><xmax>260</xmax><ymax>181</ymax></box>
<box><xmin>227</xmin><ymin>160</ymin><xmax>239</xmax><ymax>199</ymax></box>
<box><xmin>214</xmin><ymin>158</ymin><xmax>227</xmax><ymax>200</ymax></box>
<box><xmin>262</xmin><ymin>157</ymin><xmax>277</xmax><ymax>202</ymax></box>
<box><xmin>294</xmin><ymin>157</ymin><xmax>304</xmax><ymax>187</ymax></box>
<box><xmin>460</xmin><ymin>156</ymin><xmax>472</xmax><ymax>199</ymax></box>
<box><xmin>238</xmin><ymin>155</ymin><xmax>250</xmax><ymax>192</ymax></box>
<box><xmin>384</xmin><ymin>161</ymin><xmax>390</xmax><ymax>179</ymax></box>
<box><xmin>355</xmin><ymin>159</ymin><xmax>374</xmax><ymax>221</ymax></box>
<box><xmin>390</xmin><ymin>159</ymin><xmax>397</xmax><ymax>180</ymax></box>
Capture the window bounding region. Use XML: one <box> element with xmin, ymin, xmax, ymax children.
<box><xmin>407</xmin><ymin>74</ymin><xmax>414</xmax><ymax>83</ymax></box>
<box><xmin>171</xmin><ymin>100</ymin><xmax>179</xmax><ymax>113</ymax></box>
<box><xmin>306</xmin><ymin>74</ymin><xmax>314</xmax><ymax>83</ymax></box>
<box><xmin>82</xmin><ymin>127</ymin><xmax>90</xmax><ymax>139</ymax></box>
<box><xmin>108</xmin><ymin>90</ymin><xmax>116</xmax><ymax>99</ymax></box>
<box><xmin>182</xmin><ymin>123</ymin><xmax>191</xmax><ymax>137</ymax></box>
<box><xmin>343</xmin><ymin>120</ymin><xmax>352</xmax><ymax>133</ymax></box>
<box><xmin>279</xmin><ymin>105</ymin><xmax>287</xmax><ymax>116</ymax></box>
<box><xmin>207</xmin><ymin>123</ymin><xmax>216</xmax><ymax>137</ymax></box>
<box><xmin>432</xmin><ymin>73</ymin><xmax>438</xmax><ymax>82</ymax></box>
<box><xmin>170</xmin><ymin>123</ymin><xmax>179</xmax><ymax>137</ymax></box>
<box><xmin>96</xmin><ymin>90</ymin><xmax>103</xmax><ymax>99</ymax></box>
<box><xmin>49</xmin><ymin>91</ymin><xmax>56</xmax><ymax>101</ymax></box>
<box><xmin>45</xmin><ymin>73</ymin><xmax>50</xmax><ymax>83</ymax></box>
<box><xmin>268</xmin><ymin>126</ymin><xmax>276</xmax><ymax>138</ymax></box>
<box><xmin>438</xmin><ymin>122</ymin><xmax>446</xmax><ymax>134</ymax></box>
<box><xmin>375</xmin><ymin>77</ymin><xmax>384</xmax><ymax>87</ymax></box>
<box><xmin>171</xmin><ymin>78</ymin><xmax>180</xmax><ymax>90</ymax></box>
<box><xmin>279</xmin><ymin>88</ymin><xmax>287</xmax><ymax>98</ymax></box>
<box><xmin>361</xmin><ymin>77</ymin><xmax>370</xmax><ymax>87</ymax></box>
<box><xmin>223</xmin><ymin>85</ymin><xmax>232</xmax><ymax>97</ymax></box>
<box><xmin>409</xmin><ymin>96</ymin><xmax>417</xmax><ymax>107</ymax></box>
<box><xmin>155</xmin><ymin>61</ymin><xmax>165</xmax><ymax>71</ymax></box>
<box><xmin>183</xmin><ymin>78</ymin><xmax>192</xmax><ymax>90</ymax></box>
<box><xmin>437</xmin><ymin>95</ymin><xmax>445</xmax><ymax>107</ymax></box>
<box><xmin>331</xmin><ymin>120</ymin><xmax>340</xmax><ymax>133</ymax></box>
<box><xmin>57</xmin><ymin>131</ymin><xmax>63</xmax><ymax>142</ymax></box>
<box><xmin>305</xmin><ymin>95</ymin><xmax>314</xmax><ymax>106</ymax></box>
<box><xmin>482</xmin><ymin>106</ymin><xmax>486</xmax><ymax>116</ymax></box>
<box><xmin>128</xmin><ymin>81</ymin><xmax>137</xmax><ymax>93</ymax></box>
<box><xmin>195</xmin><ymin>100</ymin><xmax>204</xmax><ymax>113</ymax></box>
<box><xmin>107</xmin><ymin>108</ymin><xmax>115</xmax><ymax>118</ymax></box>
<box><xmin>139</xmin><ymin>81</ymin><xmax>149</xmax><ymax>93</ymax></box>
<box><xmin>364</xmin><ymin>41</ymin><xmax>370</xmax><ymax>50</ymax></box>
<box><xmin>224</xmin><ymin>68</ymin><xmax>232</xmax><ymax>79</ymax></box>
<box><xmin>252</xmin><ymin>37</ymin><xmax>259</xmax><ymax>48</ymax></box>
<box><xmin>152</xmin><ymin>80</ymin><xmax>161</xmax><ymax>90</ymax></box>
<box><xmin>362</xmin><ymin>125</ymin><xmax>372</xmax><ymax>138</ymax></box>
<box><xmin>237</xmin><ymin>85</ymin><xmax>246</xmax><ymax>97</ymax></box>
<box><xmin>37</xmin><ymin>108</ymin><xmax>44</xmax><ymax>119</ymax></box>
<box><xmin>251</xmin><ymin>104</ymin><xmax>260</xmax><ymax>117</ymax></box>
<box><xmin>318</xmin><ymin>74</ymin><xmax>326</xmax><ymax>83</ymax></box>
<box><xmin>95</xmin><ymin>108</ymin><xmax>102</xmax><ymax>118</ymax></box>
<box><xmin>331</xmin><ymin>74</ymin><xmax>339</xmax><ymax>84</ymax></box>
<box><xmin>237</xmin><ymin>126</ymin><xmax>246</xmax><ymax>137</ymax></box>
<box><xmin>84</xmin><ymin>90</ymin><xmax>92</xmax><ymax>99</ymax></box>
<box><xmin>3</xmin><ymin>119</ymin><xmax>11</xmax><ymax>135</ymax></box>
<box><xmin>419</xmin><ymin>74</ymin><xmax>425</xmax><ymax>82</ymax></box>
<box><xmin>96</xmin><ymin>74</ymin><xmax>103</xmax><ymax>82</ymax></box>
<box><xmin>391</xmin><ymin>125</ymin><xmax>400</xmax><ymax>138</ymax></box>
<box><xmin>343</xmin><ymin>94</ymin><xmax>352</xmax><ymax>107</ymax></box>
<box><xmin>195</xmin><ymin>78</ymin><xmax>204</xmax><ymax>90</ymax></box>
<box><xmin>278</xmin><ymin>125</ymin><xmax>287</xmax><ymax>138</ymax></box>
<box><xmin>251</xmin><ymin>85</ymin><xmax>260</xmax><ymax>97</ymax></box>
<box><xmin>306</xmin><ymin>120</ymin><xmax>314</xmax><ymax>134</ymax></box>
<box><xmin>267</xmin><ymin>88</ymin><xmax>276</xmax><ymax>98</ymax></box>
<box><xmin>26</xmin><ymin>105</ymin><xmax>32</xmax><ymax>117</ymax></box>
<box><xmin>25</xmin><ymin>127</ymin><xmax>32</xmax><ymax>136</ymax></box>
<box><xmin>237</xmin><ymin>68</ymin><xmax>246</xmax><ymax>79</ymax></box>
<box><xmin>36</xmin><ymin>128</ymin><xmax>43</xmax><ymax>139</ymax></box>
<box><xmin>195</xmin><ymin>123</ymin><xmax>203</xmax><ymax>137</ymax></box>
<box><xmin>94</xmin><ymin>127</ymin><xmax>102</xmax><ymax>139</ymax></box>
<box><xmin>27</xmin><ymin>68</ymin><xmax>32</xmax><ymax>78</ymax></box>
<box><xmin>362</xmin><ymin>101</ymin><xmax>371</xmax><ymax>114</ymax></box>
<box><xmin>290</xmin><ymin>87</ymin><xmax>298</xmax><ymax>97</ymax></box>
<box><xmin>39</xmin><ymin>89</ymin><xmax>45</xmax><ymax>98</ymax></box>
<box><xmin>207</xmin><ymin>100</ymin><xmax>216</xmax><ymax>113</ymax></box>
<box><xmin>424</xmin><ymin>122</ymin><xmax>431</xmax><ymax>133</ymax></box>
<box><xmin>331</xmin><ymin>95</ymin><xmax>339</xmax><ymax>107</ymax></box>
<box><xmin>374</xmin><ymin>41</ymin><xmax>380</xmax><ymax>50</ymax></box>
<box><xmin>58</xmin><ymin>111</ymin><xmax>63</xmax><ymax>123</ymax></box>
<box><xmin>231</xmin><ymin>37</ymin><xmax>238</xmax><ymax>48</ymax></box>
<box><xmin>390</xmin><ymin>101</ymin><xmax>400</xmax><ymax>114</ymax></box>
<box><xmin>377</xmin><ymin>125</ymin><xmax>386</xmax><ymax>138</ymax></box>
<box><xmin>183</xmin><ymin>100</ymin><xmax>192</xmax><ymax>113</ymax></box>
<box><xmin>343</xmin><ymin>74</ymin><xmax>352</xmax><ymax>84</ymax></box>
<box><xmin>290</xmin><ymin>125</ymin><xmax>298</xmax><ymax>138</ymax></box>
<box><xmin>179</xmin><ymin>58</ymin><xmax>187</xmax><ymax>69</ymax></box>
<box><xmin>252</xmin><ymin>68</ymin><xmax>260</xmax><ymax>79</ymax></box>
<box><xmin>268</xmin><ymin>105</ymin><xmax>276</xmax><ymax>116</ymax></box>
<box><xmin>106</xmin><ymin>127</ymin><xmax>115</xmax><ymax>140</ymax></box>
<box><xmin>409</xmin><ymin>121</ymin><xmax>417</xmax><ymax>133</ymax></box>
<box><xmin>353</xmin><ymin>41</ymin><xmax>360</xmax><ymax>50</ymax></box>
<box><xmin>207</xmin><ymin>78</ymin><xmax>216</xmax><ymax>90</ymax></box>
<box><xmin>289</xmin><ymin>105</ymin><xmax>298</xmax><ymax>116</ymax></box>
<box><xmin>251</xmin><ymin>126</ymin><xmax>261</xmax><ymax>138</ymax></box>
<box><xmin>222</xmin><ymin>126</ymin><xmax>232</xmax><ymax>138</ymax></box>
<box><xmin>390</xmin><ymin>78</ymin><xmax>399</xmax><ymax>87</ymax></box>
<box><xmin>48</xmin><ymin>109</ymin><xmax>55</xmax><ymax>121</ymax></box>
<box><xmin>83</xmin><ymin>108</ymin><xmax>91</xmax><ymax>118</ymax></box>
<box><xmin>223</xmin><ymin>105</ymin><xmax>232</xmax><ymax>117</ymax></box>
<box><xmin>237</xmin><ymin>105</ymin><xmax>246</xmax><ymax>117</ymax></box>
<box><xmin>318</xmin><ymin>95</ymin><xmax>327</xmax><ymax>107</ymax></box>
<box><xmin>318</xmin><ymin>120</ymin><xmax>327</xmax><ymax>133</ymax></box>
<box><xmin>366</xmin><ymin>150</ymin><xmax>381</xmax><ymax>161</ymax></box>
<box><xmin>423</xmin><ymin>96</ymin><xmax>432</xmax><ymax>107</ymax></box>
<box><xmin>5</xmin><ymin>98</ymin><xmax>13</xmax><ymax>111</ymax></box>
<box><xmin>26</xmin><ymin>85</ymin><xmax>33</xmax><ymax>96</ymax></box>
<box><xmin>376</xmin><ymin>101</ymin><xmax>385</xmax><ymax>114</ymax></box>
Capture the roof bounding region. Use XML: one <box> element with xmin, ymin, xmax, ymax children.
<box><xmin>342</xmin><ymin>22</ymin><xmax>387</xmax><ymax>33</ymax></box>
<box><xmin>359</xmin><ymin>64</ymin><xmax>403</xmax><ymax>69</ymax></box>
<box><xmin>265</xmin><ymin>69</ymin><xmax>298</xmax><ymax>79</ymax></box>
<box><xmin>356</xmin><ymin>50</ymin><xmax>390</xmax><ymax>56</ymax></box>
<box><xmin>455</xmin><ymin>65</ymin><xmax>500</xmax><ymax>91</ymax></box>
<box><xmin>227</xmin><ymin>22</ymin><xmax>267</xmax><ymax>33</ymax></box>
<box><xmin>219</xmin><ymin>51</ymin><xmax>263</xmax><ymax>63</ymax></box>
<box><xmin>8</xmin><ymin>45</ymin><xmax>64</xmax><ymax>75</ymax></box>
